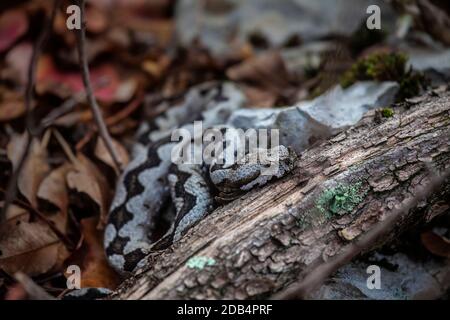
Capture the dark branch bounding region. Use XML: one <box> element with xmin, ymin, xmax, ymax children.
<box><xmin>74</xmin><ymin>0</ymin><xmax>122</xmax><ymax>172</ymax></box>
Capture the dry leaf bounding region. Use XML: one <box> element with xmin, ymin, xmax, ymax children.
<box><xmin>64</xmin><ymin>217</ymin><xmax>119</xmax><ymax>289</ymax></box>
<box><xmin>0</xmin><ymin>205</ymin><xmax>69</xmax><ymax>276</ymax></box>
<box><xmin>239</xmin><ymin>84</ymin><xmax>277</xmax><ymax>108</ymax></box>
<box><xmin>6</xmin><ymin>132</ymin><xmax>51</xmax><ymax>208</ymax></box>
<box><xmin>94</xmin><ymin>137</ymin><xmax>129</xmax><ymax>170</ymax></box>
<box><xmin>0</xmin><ymin>86</ymin><xmax>26</xmax><ymax>121</ymax></box>
<box><xmin>4</xmin><ymin>283</ymin><xmax>28</xmax><ymax>300</ymax></box>
<box><xmin>4</xmin><ymin>42</ymin><xmax>32</xmax><ymax>85</ymax></box>
<box><xmin>36</xmin><ymin>55</ymin><xmax>136</xmax><ymax>103</ymax></box>
<box><xmin>417</xmin><ymin>0</ymin><xmax>450</xmax><ymax>45</ymax></box>
<box><xmin>85</xmin><ymin>5</ymin><xmax>109</xmax><ymax>34</ymax></box>
<box><xmin>226</xmin><ymin>51</ymin><xmax>294</xmax><ymax>106</ymax></box>
<box><xmin>0</xmin><ymin>9</ymin><xmax>29</xmax><ymax>53</ymax></box>
<box><xmin>421</xmin><ymin>231</ymin><xmax>450</xmax><ymax>258</ymax></box>
<box><xmin>37</xmin><ymin>163</ymin><xmax>73</xmax><ymax>213</ymax></box>
<box><xmin>66</xmin><ymin>154</ymin><xmax>111</xmax><ymax>228</ymax></box>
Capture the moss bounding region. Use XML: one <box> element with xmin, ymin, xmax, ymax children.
<box><xmin>340</xmin><ymin>52</ymin><xmax>427</xmax><ymax>101</ymax></box>
<box><xmin>316</xmin><ymin>182</ymin><xmax>365</xmax><ymax>219</ymax></box>
<box><xmin>397</xmin><ymin>72</ymin><xmax>428</xmax><ymax>101</ymax></box>
<box><xmin>381</xmin><ymin>107</ymin><xmax>394</xmax><ymax>118</ymax></box>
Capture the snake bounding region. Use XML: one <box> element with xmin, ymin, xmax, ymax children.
<box><xmin>104</xmin><ymin>82</ymin><xmax>298</xmax><ymax>275</ymax></box>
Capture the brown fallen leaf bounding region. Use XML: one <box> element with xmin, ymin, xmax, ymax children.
<box><xmin>0</xmin><ymin>86</ymin><xmax>26</xmax><ymax>121</ymax></box>
<box><xmin>0</xmin><ymin>205</ymin><xmax>70</xmax><ymax>276</ymax></box>
<box><xmin>85</xmin><ymin>5</ymin><xmax>109</xmax><ymax>34</ymax></box>
<box><xmin>37</xmin><ymin>163</ymin><xmax>73</xmax><ymax>214</ymax></box>
<box><xmin>0</xmin><ymin>9</ymin><xmax>29</xmax><ymax>53</ymax></box>
<box><xmin>4</xmin><ymin>283</ymin><xmax>28</xmax><ymax>300</ymax></box>
<box><xmin>421</xmin><ymin>231</ymin><xmax>450</xmax><ymax>258</ymax></box>
<box><xmin>417</xmin><ymin>0</ymin><xmax>450</xmax><ymax>46</ymax></box>
<box><xmin>64</xmin><ymin>217</ymin><xmax>120</xmax><ymax>290</ymax></box>
<box><xmin>66</xmin><ymin>153</ymin><xmax>111</xmax><ymax>228</ymax></box>
<box><xmin>3</xmin><ymin>42</ymin><xmax>32</xmax><ymax>85</ymax></box>
<box><xmin>36</xmin><ymin>55</ymin><xmax>136</xmax><ymax>103</ymax></box>
<box><xmin>95</xmin><ymin>136</ymin><xmax>129</xmax><ymax>170</ymax></box>
<box><xmin>239</xmin><ymin>84</ymin><xmax>277</xmax><ymax>108</ymax></box>
<box><xmin>226</xmin><ymin>51</ymin><xmax>295</xmax><ymax>106</ymax></box>
<box><xmin>6</xmin><ymin>131</ymin><xmax>51</xmax><ymax>208</ymax></box>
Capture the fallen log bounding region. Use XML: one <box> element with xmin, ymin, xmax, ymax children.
<box><xmin>113</xmin><ymin>89</ymin><xmax>450</xmax><ymax>299</ymax></box>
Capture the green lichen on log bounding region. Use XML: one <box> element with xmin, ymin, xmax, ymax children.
<box><xmin>316</xmin><ymin>182</ymin><xmax>366</xmax><ymax>219</ymax></box>
<box><xmin>186</xmin><ymin>256</ymin><xmax>216</xmax><ymax>270</ymax></box>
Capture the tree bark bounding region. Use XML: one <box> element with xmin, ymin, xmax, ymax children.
<box><xmin>113</xmin><ymin>90</ymin><xmax>450</xmax><ymax>300</ymax></box>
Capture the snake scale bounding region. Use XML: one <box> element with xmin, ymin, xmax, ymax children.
<box><xmin>104</xmin><ymin>82</ymin><xmax>297</xmax><ymax>275</ymax></box>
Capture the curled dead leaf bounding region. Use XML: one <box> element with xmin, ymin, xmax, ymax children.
<box><xmin>421</xmin><ymin>231</ymin><xmax>450</xmax><ymax>258</ymax></box>
<box><xmin>0</xmin><ymin>205</ymin><xmax>70</xmax><ymax>276</ymax></box>
<box><xmin>0</xmin><ymin>86</ymin><xmax>26</xmax><ymax>121</ymax></box>
<box><xmin>36</xmin><ymin>55</ymin><xmax>137</xmax><ymax>103</ymax></box>
<box><xmin>95</xmin><ymin>137</ymin><xmax>129</xmax><ymax>170</ymax></box>
<box><xmin>0</xmin><ymin>9</ymin><xmax>29</xmax><ymax>53</ymax></box>
<box><xmin>66</xmin><ymin>154</ymin><xmax>111</xmax><ymax>228</ymax></box>
<box><xmin>417</xmin><ymin>0</ymin><xmax>450</xmax><ymax>45</ymax></box>
<box><xmin>64</xmin><ymin>217</ymin><xmax>119</xmax><ymax>289</ymax></box>
<box><xmin>6</xmin><ymin>132</ymin><xmax>51</xmax><ymax>208</ymax></box>
<box><xmin>37</xmin><ymin>163</ymin><xmax>73</xmax><ymax>213</ymax></box>
<box><xmin>4</xmin><ymin>42</ymin><xmax>32</xmax><ymax>85</ymax></box>
<box><xmin>226</xmin><ymin>51</ymin><xmax>294</xmax><ymax>106</ymax></box>
<box><xmin>85</xmin><ymin>5</ymin><xmax>109</xmax><ymax>34</ymax></box>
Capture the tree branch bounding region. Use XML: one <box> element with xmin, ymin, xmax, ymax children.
<box><xmin>113</xmin><ymin>90</ymin><xmax>450</xmax><ymax>300</ymax></box>
<box><xmin>74</xmin><ymin>0</ymin><xmax>122</xmax><ymax>172</ymax></box>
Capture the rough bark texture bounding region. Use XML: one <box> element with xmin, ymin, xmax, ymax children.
<box><xmin>113</xmin><ymin>90</ymin><xmax>450</xmax><ymax>300</ymax></box>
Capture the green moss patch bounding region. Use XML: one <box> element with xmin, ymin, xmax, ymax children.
<box><xmin>340</xmin><ymin>52</ymin><xmax>428</xmax><ymax>101</ymax></box>
<box><xmin>381</xmin><ymin>107</ymin><xmax>394</xmax><ymax>118</ymax></box>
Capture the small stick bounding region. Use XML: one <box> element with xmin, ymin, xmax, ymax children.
<box><xmin>75</xmin><ymin>93</ymin><xmax>144</xmax><ymax>151</ymax></box>
<box><xmin>14</xmin><ymin>272</ymin><xmax>56</xmax><ymax>300</ymax></box>
<box><xmin>41</xmin><ymin>77</ymin><xmax>110</xmax><ymax>129</ymax></box>
<box><xmin>0</xmin><ymin>187</ymin><xmax>74</xmax><ymax>249</ymax></box>
<box><xmin>105</xmin><ymin>92</ymin><xmax>145</xmax><ymax>127</ymax></box>
<box><xmin>74</xmin><ymin>0</ymin><xmax>122</xmax><ymax>171</ymax></box>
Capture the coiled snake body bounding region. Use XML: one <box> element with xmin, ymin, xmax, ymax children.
<box><xmin>104</xmin><ymin>82</ymin><xmax>297</xmax><ymax>274</ymax></box>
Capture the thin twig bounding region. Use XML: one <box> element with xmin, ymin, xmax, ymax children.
<box><xmin>41</xmin><ymin>77</ymin><xmax>110</xmax><ymax>128</ymax></box>
<box><xmin>0</xmin><ymin>187</ymin><xmax>75</xmax><ymax>249</ymax></box>
<box><xmin>25</xmin><ymin>1</ymin><xmax>60</xmax><ymax>136</ymax></box>
<box><xmin>74</xmin><ymin>0</ymin><xmax>122</xmax><ymax>172</ymax></box>
<box><xmin>105</xmin><ymin>92</ymin><xmax>145</xmax><ymax>127</ymax></box>
<box><xmin>272</xmin><ymin>166</ymin><xmax>450</xmax><ymax>300</ymax></box>
<box><xmin>52</xmin><ymin>129</ymin><xmax>81</xmax><ymax>166</ymax></box>
<box><xmin>14</xmin><ymin>272</ymin><xmax>56</xmax><ymax>300</ymax></box>
<box><xmin>0</xmin><ymin>0</ymin><xmax>60</xmax><ymax>222</ymax></box>
<box><xmin>75</xmin><ymin>92</ymin><xmax>144</xmax><ymax>151</ymax></box>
